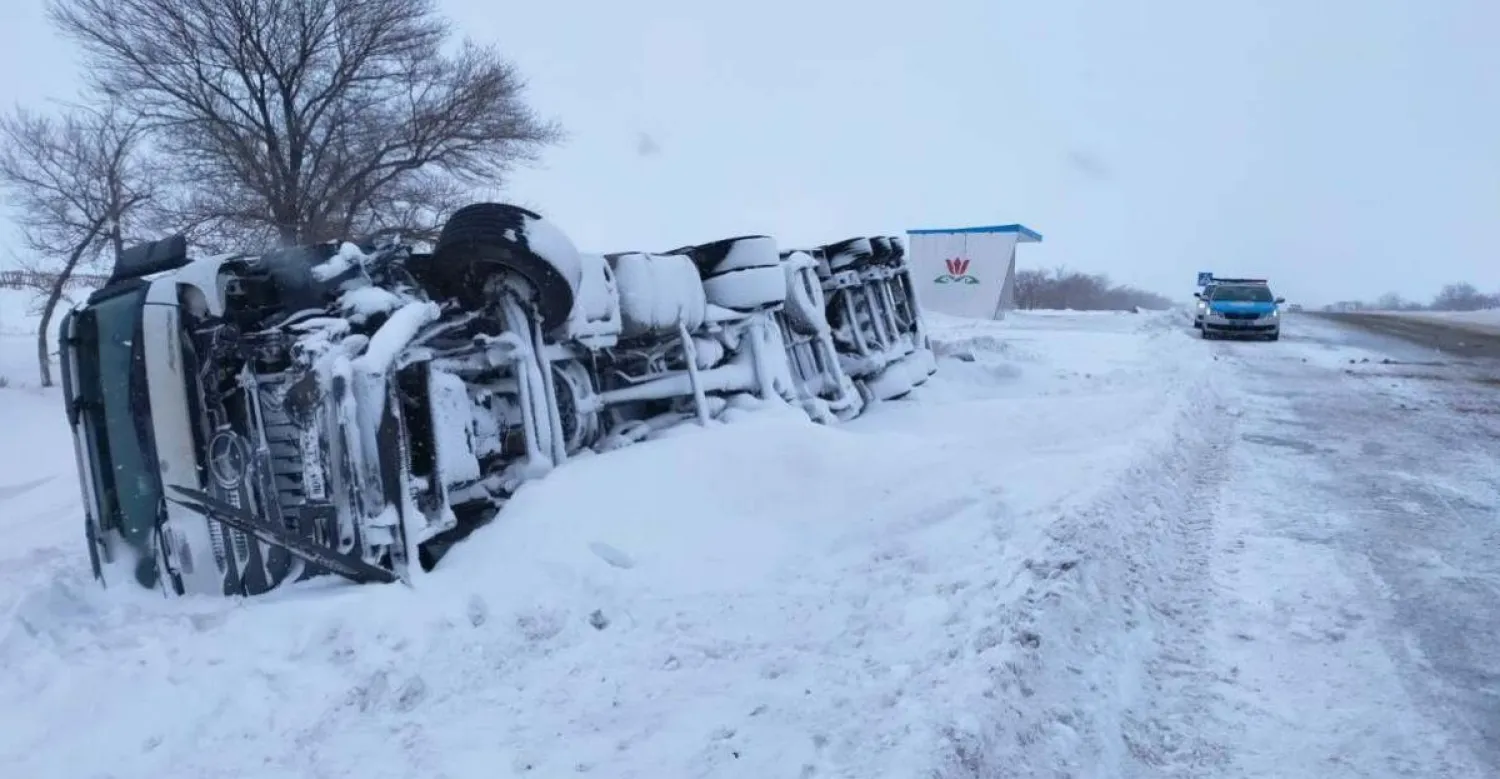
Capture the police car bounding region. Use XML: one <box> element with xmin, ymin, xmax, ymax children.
<box><xmin>1192</xmin><ymin>282</ymin><xmax>1218</xmax><ymax>329</ymax></box>
<box><xmin>1195</xmin><ymin>278</ymin><xmax>1284</xmax><ymax>341</ymax></box>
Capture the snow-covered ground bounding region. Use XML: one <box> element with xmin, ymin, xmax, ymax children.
<box><xmin>0</xmin><ymin>287</ymin><xmax>36</xmax><ymax>334</ymax></box>
<box><xmin>2</xmin><ymin>308</ymin><xmax>1495</xmax><ymax>778</ymax></box>
<box><xmin>0</xmin><ymin>286</ymin><xmax>87</xmax><ymax>388</ymax></box>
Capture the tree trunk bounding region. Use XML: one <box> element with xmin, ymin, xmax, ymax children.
<box><xmin>35</xmin><ymin>274</ymin><xmax>67</xmax><ymax>387</ymax></box>
<box><xmin>109</xmin><ymin>218</ymin><xmax>124</xmax><ymax>260</ymax></box>
<box><xmin>36</xmin><ymin>226</ymin><xmax>105</xmax><ymax>387</ymax></box>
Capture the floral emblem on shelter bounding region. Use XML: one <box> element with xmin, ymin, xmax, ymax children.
<box><xmin>934</xmin><ymin>257</ymin><xmax>979</xmax><ymax>285</ymax></box>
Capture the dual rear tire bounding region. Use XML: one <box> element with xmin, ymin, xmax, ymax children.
<box><xmin>424</xmin><ymin>203</ymin><xmax>583</xmax><ymax>332</ymax></box>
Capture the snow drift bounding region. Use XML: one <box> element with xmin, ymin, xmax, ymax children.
<box><xmin>1</xmin><ymin>308</ymin><xmax>1227</xmax><ymax>778</ymax></box>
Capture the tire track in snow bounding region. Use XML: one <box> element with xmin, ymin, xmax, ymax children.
<box><xmin>911</xmin><ymin>368</ymin><xmax>1235</xmax><ymax>778</ymax></box>
<box><xmin>1122</xmin><ymin>400</ymin><xmax>1234</xmax><ymax>777</ymax></box>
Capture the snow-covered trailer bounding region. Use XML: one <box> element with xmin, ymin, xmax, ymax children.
<box><xmin>905</xmin><ymin>224</ymin><xmax>1043</xmax><ymax>320</ymax></box>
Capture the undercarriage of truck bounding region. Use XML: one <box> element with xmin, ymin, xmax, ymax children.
<box><xmin>60</xmin><ymin>203</ymin><xmax>938</xmax><ymax>597</ymax></box>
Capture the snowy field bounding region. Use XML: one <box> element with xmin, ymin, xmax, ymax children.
<box><xmin>2</xmin><ymin>307</ymin><xmax>1495</xmax><ymax>778</ymax></box>
<box><xmin>1364</xmin><ymin>308</ymin><xmax>1500</xmax><ymax>333</ymax></box>
<box><xmin>0</xmin><ymin>286</ymin><xmax>86</xmax><ymax>388</ymax></box>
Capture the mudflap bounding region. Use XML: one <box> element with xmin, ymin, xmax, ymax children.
<box><xmin>166</xmin><ymin>485</ymin><xmax>397</xmax><ymax>585</ymax></box>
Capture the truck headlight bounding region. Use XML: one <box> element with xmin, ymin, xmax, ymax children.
<box><xmin>1263</xmin><ymin>310</ymin><xmax>1279</xmax><ymax>319</ymax></box>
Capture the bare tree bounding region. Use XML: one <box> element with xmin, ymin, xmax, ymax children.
<box><xmin>1371</xmin><ymin>292</ymin><xmax>1431</xmax><ymax>311</ymax></box>
<box><xmin>1012</xmin><ymin>268</ymin><xmax>1047</xmax><ymax>311</ymax></box>
<box><xmin>1010</xmin><ymin>266</ymin><xmax>1172</xmax><ymax>311</ymax></box>
<box><xmin>1375</xmin><ymin>292</ymin><xmax>1406</xmax><ymax>311</ymax></box>
<box><xmin>0</xmin><ymin>105</ymin><xmax>153</xmax><ymax>385</ymax></box>
<box><xmin>48</xmin><ymin>0</ymin><xmax>561</xmax><ymax>250</ymax></box>
<box><xmin>1430</xmin><ymin>281</ymin><xmax>1497</xmax><ymax>312</ymax></box>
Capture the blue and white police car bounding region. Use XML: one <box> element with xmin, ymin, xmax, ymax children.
<box><xmin>1196</xmin><ymin>278</ymin><xmax>1284</xmax><ymax>341</ymax></box>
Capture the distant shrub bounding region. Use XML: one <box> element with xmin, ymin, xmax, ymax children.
<box><xmin>1013</xmin><ymin>267</ymin><xmax>1173</xmax><ymax>311</ymax></box>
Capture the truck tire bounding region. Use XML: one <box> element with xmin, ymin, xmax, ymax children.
<box><xmin>885</xmin><ymin>235</ymin><xmax>907</xmax><ymax>265</ymax></box>
<box><xmin>671</xmin><ymin>235</ymin><xmax>787</xmax><ymax>313</ymax></box>
<box><xmin>428</xmin><ymin>203</ymin><xmax>582</xmax><ymax>332</ymax></box>
<box><xmin>822</xmin><ymin>237</ymin><xmax>875</xmax><ymax>274</ymax></box>
<box><xmin>779</xmin><ymin>250</ymin><xmax>829</xmax><ymax>337</ymax></box>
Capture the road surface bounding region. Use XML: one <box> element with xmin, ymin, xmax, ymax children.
<box><xmin>1314</xmin><ymin>312</ymin><xmax>1500</xmax><ymax>358</ymax></box>
<box><xmin>1191</xmin><ymin>313</ymin><xmax>1499</xmax><ymax>777</ymax></box>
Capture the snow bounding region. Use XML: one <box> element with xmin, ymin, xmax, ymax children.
<box><xmin>0</xmin><ymin>307</ymin><xmax>1224</xmax><ymax>778</ymax></box>
<box><xmin>429</xmin><ymin>369</ymin><xmax>482</xmax><ymax>486</ymax></box>
<box><xmin>569</xmin><ymin>253</ymin><xmax>620</xmax><ymax>324</ymax></box>
<box><xmin>563</xmin><ymin>252</ymin><xmax>623</xmax><ymax>349</ymax></box>
<box><xmin>1370</xmin><ymin>308</ymin><xmax>1500</xmax><ymax>333</ymax></box>
<box><xmin>1190</xmin><ymin>315</ymin><xmax>1495</xmax><ymax>776</ymax></box>
<box><xmin>701</xmin><ymin>264</ymin><xmax>786</xmax><ymax>312</ymax></box>
<box><xmin>312</xmin><ymin>241</ymin><xmax>370</xmax><ymax>282</ymax></box>
<box><xmin>1</xmin><ymin>287</ymin><xmax>42</xmax><ymax>335</ymax></box>
<box><xmin>608</xmin><ymin>252</ymin><xmax>708</xmax><ymax>337</ymax></box>
<box><xmin>339</xmin><ymin>285</ymin><xmax>404</xmax><ymax>323</ymax></box>
<box><xmin>710</xmin><ymin>235</ymin><xmax>779</xmax><ymax>274</ymax></box>
<box><xmin>521</xmin><ymin>210</ymin><xmax>584</xmax><ymax>293</ymax></box>
<box><xmin>778</xmin><ymin>251</ymin><xmax>829</xmax><ymax>337</ymax></box>
<box><xmin>0</xmin><ymin>286</ymin><xmax>94</xmax><ymax>389</ymax></box>
<box><xmin>825</xmin><ymin>237</ymin><xmax>872</xmax><ymax>272</ymax></box>
<box><xmin>352</xmin><ymin>300</ymin><xmax>441</xmax><ymax>376</ymax></box>
<box><xmin>2</xmin><ymin>306</ymin><xmax>1490</xmax><ymax>777</ymax></box>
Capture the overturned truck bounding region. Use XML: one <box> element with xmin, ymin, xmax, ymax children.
<box><xmin>59</xmin><ymin>204</ymin><xmax>937</xmax><ymax>597</ymax></box>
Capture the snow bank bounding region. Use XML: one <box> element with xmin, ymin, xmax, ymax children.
<box><xmin>0</xmin><ymin>308</ymin><xmax>1221</xmax><ymax>778</ymax></box>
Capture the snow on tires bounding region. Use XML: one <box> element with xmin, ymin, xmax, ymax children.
<box><xmin>58</xmin><ymin>202</ymin><xmax>938</xmax><ymax>597</ymax></box>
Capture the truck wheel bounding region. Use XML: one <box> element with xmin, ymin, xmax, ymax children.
<box><xmin>427</xmin><ymin>203</ymin><xmax>582</xmax><ymax>332</ymax></box>
<box><xmin>778</xmin><ymin>251</ymin><xmax>828</xmax><ymax>336</ymax></box>
<box><xmin>821</xmin><ymin>237</ymin><xmax>875</xmax><ymax>274</ymax></box>
<box><xmin>670</xmin><ymin>235</ymin><xmax>786</xmax><ymax>313</ymax></box>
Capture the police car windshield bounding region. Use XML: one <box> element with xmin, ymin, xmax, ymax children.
<box><xmin>1212</xmin><ymin>285</ymin><xmax>1273</xmax><ymax>303</ymax></box>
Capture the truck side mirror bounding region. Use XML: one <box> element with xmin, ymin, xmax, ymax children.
<box><xmin>1275</xmin><ymin>297</ymin><xmax>1286</xmax><ymax>304</ymax></box>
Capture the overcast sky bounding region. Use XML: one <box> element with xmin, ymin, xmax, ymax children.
<box><xmin>2</xmin><ymin>0</ymin><xmax>1496</xmax><ymax>305</ymax></box>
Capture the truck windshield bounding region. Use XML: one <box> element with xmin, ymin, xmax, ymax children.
<box><xmin>68</xmin><ymin>284</ymin><xmax>164</xmax><ymax>586</ymax></box>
